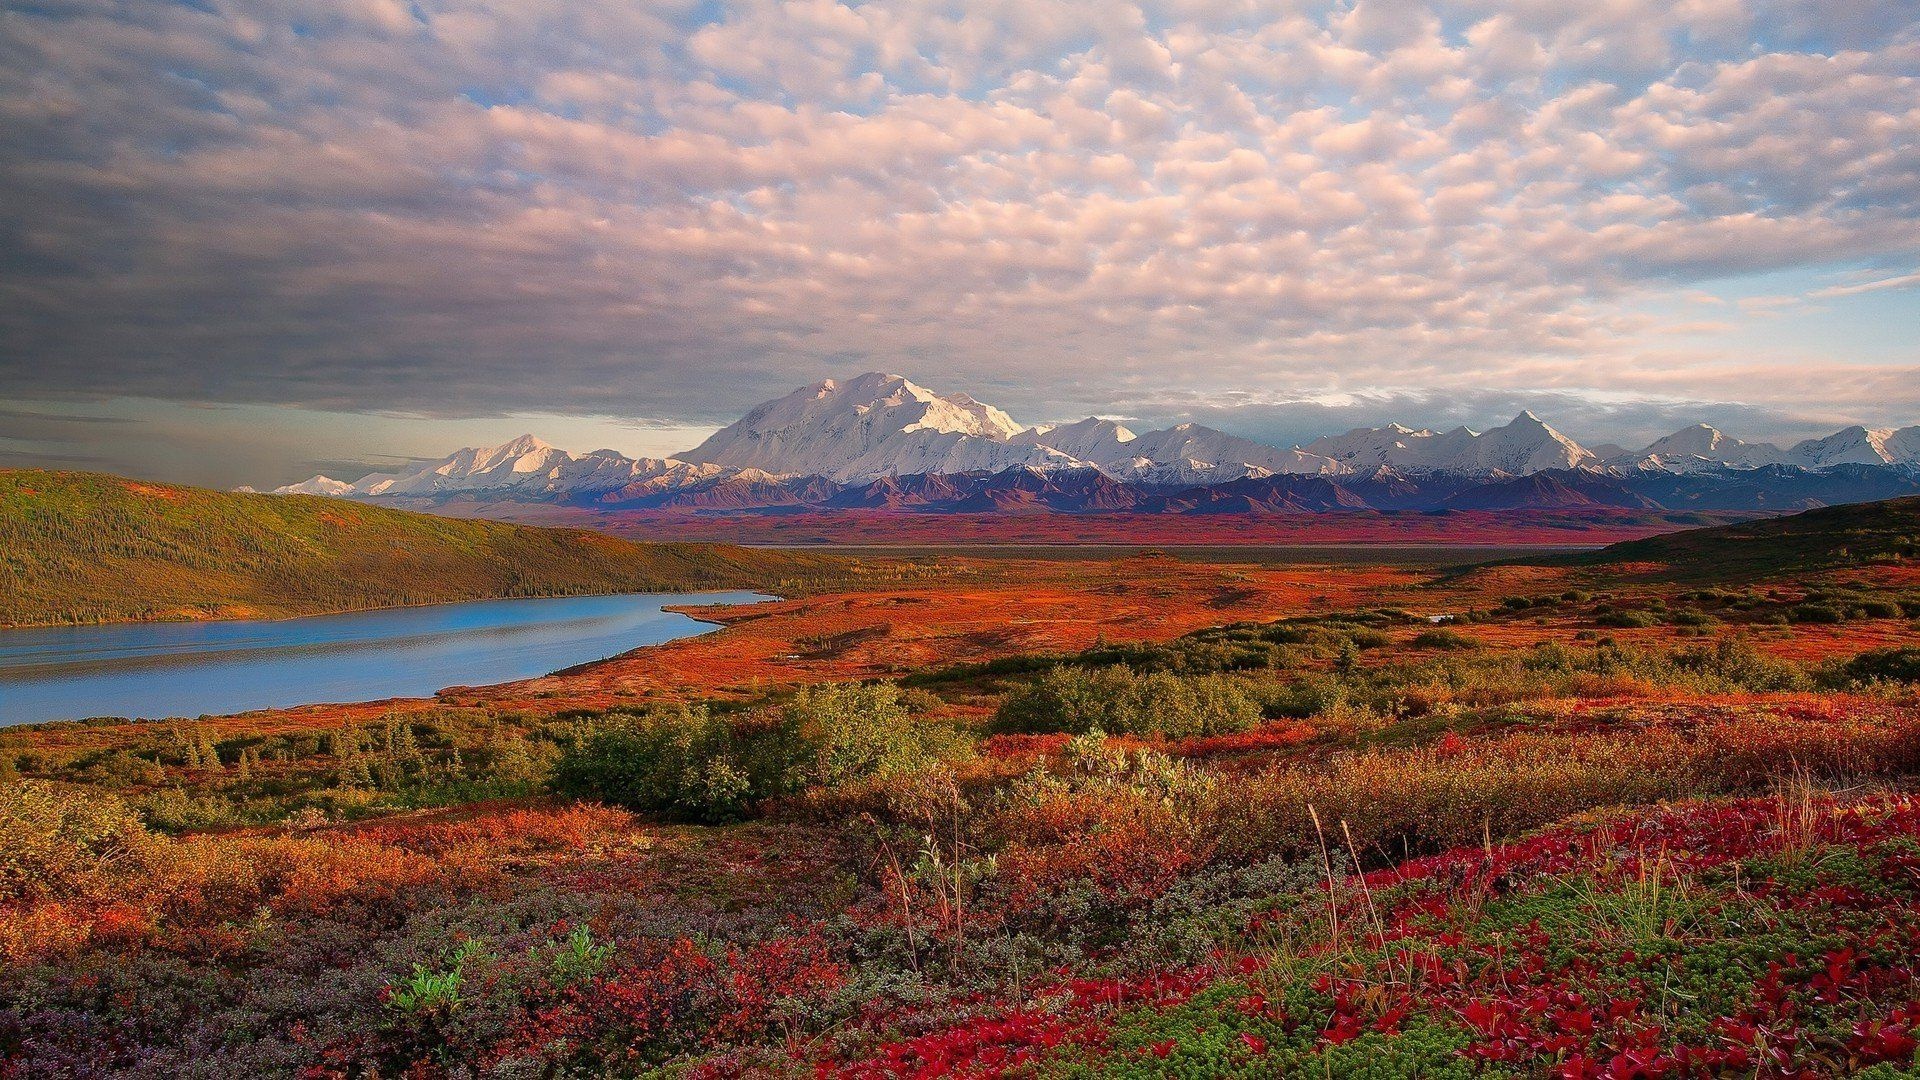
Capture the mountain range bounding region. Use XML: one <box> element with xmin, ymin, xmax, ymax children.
<box><xmin>262</xmin><ymin>373</ymin><xmax>1920</xmax><ymax>514</ymax></box>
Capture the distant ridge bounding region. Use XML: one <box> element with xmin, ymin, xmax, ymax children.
<box><xmin>263</xmin><ymin>372</ymin><xmax>1920</xmax><ymax>514</ymax></box>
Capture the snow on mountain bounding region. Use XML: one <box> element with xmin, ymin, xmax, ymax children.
<box><xmin>1616</xmin><ymin>424</ymin><xmax>1789</xmax><ymax>473</ymax></box>
<box><xmin>1469</xmin><ymin>412</ymin><xmax>1597</xmax><ymax>474</ymax></box>
<box><xmin>1300</xmin><ymin>422</ymin><xmax>1433</xmax><ymax>472</ymax></box>
<box><xmin>1025</xmin><ymin>417</ymin><xmax>1337</xmax><ymax>481</ymax></box>
<box><xmin>272</xmin><ymin>438</ymin><xmax>730</xmax><ymax>502</ymax></box>
<box><xmin>1606</xmin><ymin>424</ymin><xmax>1920</xmax><ymax>474</ymax></box>
<box><xmin>259</xmin><ymin>373</ymin><xmax>1918</xmax><ymax>505</ymax></box>
<box><xmin>1892</xmin><ymin>428</ymin><xmax>1920</xmax><ymax>464</ymax></box>
<box><xmin>1110</xmin><ymin>458</ymin><xmax>1277</xmax><ymax>487</ymax></box>
<box><xmin>1028</xmin><ymin>417</ymin><xmax>1137</xmax><ymax>462</ymax></box>
<box><xmin>350</xmin><ymin>435</ymin><xmax>576</xmax><ymax>497</ymax></box>
<box><xmin>1788</xmin><ymin>425</ymin><xmax>1920</xmax><ymax>469</ymax></box>
<box><xmin>677</xmin><ymin>375</ymin><xmax>1345</xmax><ymax>482</ymax></box>
<box><xmin>677</xmin><ymin>373</ymin><xmax>1055</xmax><ymax>482</ymax></box>
<box><xmin>1299</xmin><ymin>413</ymin><xmax>1592</xmax><ymax>475</ymax></box>
<box><xmin>271</xmin><ymin>476</ymin><xmax>356</xmax><ymax>497</ymax></box>
<box><xmin>836</xmin><ymin>429</ymin><xmax>1081</xmax><ymax>482</ymax></box>
<box><xmin>1120</xmin><ymin>423</ymin><xmax>1343</xmax><ymax>477</ymax></box>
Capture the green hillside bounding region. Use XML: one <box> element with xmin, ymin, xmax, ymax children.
<box><xmin>0</xmin><ymin>470</ymin><xmax>849</xmax><ymax>626</ymax></box>
<box><xmin>1555</xmin><ymin>494</ymin><xmax>1920</xmax><ymax>581</ymax></box>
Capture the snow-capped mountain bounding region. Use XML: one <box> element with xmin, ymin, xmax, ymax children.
<box><xmin>1299</xmin><ymin>412</ymin><xmax>1594</xmax><ymax>475</ymax></box>
<box><xmin>1787</xmin><ymin>426</ymin><xmax>1920</xmax><ymax>469</ymax></box>
<box><xmin>278</xmin><ymin>435</ymin><xmax>733</xmax><ymax>503</ymax></box>
<box><xmin>262</xmin><ymin>372</ymin><xmax>1919</xmax><ymax>510</ymax></box>
<box><xmin>673</xmin><ymin>373</ymin><xmax>1344</xmax><ymax>483</ymax></box>
<box><xmin>677</xmin><ymin>373</ymin><xmax>1074</xmax><ymax>483</ymax></box>
<box><xmin>1027</xmin><ymin>417</ymin><xmax>1138</xmax><ymax>462</ymax></box>
<box><xmin>1609</xmin><ymin>423</ymin><xmax>1920</xmax><ymax>473</ymax></box>
<box><xmin>1117</xmin><ymin>424</ymin><xmax>1342</xmax><ymax>478</ymax></box>
<box><xmin>270</xmin><ymin>475</ymin><xmax>355</xmax><ymax>497</ymax></box>
<box><xmin>1611</xmin><ymin>425</ymin><xmax>1790</xmax><ymax>473</ymax></box>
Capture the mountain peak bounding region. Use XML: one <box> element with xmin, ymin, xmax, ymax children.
<box><xmin>254</xmin><ymin>375</ymin><xmax>1919</xmax><ymax>500</ymax></box>
<box><xmin>495</xmin><ymin>433</ymin><xmax>554</xmax><ymax>454</ymax></box>
<box><xmin>1031</xmin><ymin>417</ymin><xmax>1140</xmax><ymax>462</ymax></box>
<box><xmin>678</xmin><ymin>372</ymin><xmax>1033</xmax><ymax>480</ymax></box>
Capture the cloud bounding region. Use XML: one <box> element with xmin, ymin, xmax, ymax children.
<box><xmin>1810</xmin><ymin>270</ymin><xmax>1920</xmax><ymax>298</ymax></box>
<box><xmin>0</xmin><ymin>0</ymin><xmax>1916</xmax><ymax>454</ymax></box>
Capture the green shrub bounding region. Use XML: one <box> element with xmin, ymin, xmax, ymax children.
<box><xmin>549</xmin><ymin>704</ymin><xmax>808</xmax><ymax>822</ymax></box>
<box><xmin>1594</xmin><ymin>609</ymin><xmax>1660</xmax><ymax>629</ymax></box>
<box><xmin>0</xmin><ymin>781</ymin><xmax>155</xmax><ymax>903</ymax></box>
<box><xmin>1788</xmin><ymin>603</ymin><xmax>1847</xmax><ymax>624</ymax></box>
<box><xmin>1666</xmin><ymin>638</ymin><xmax>1810</xmax><ymax>691</ymax></box>
<box><xmin>1411</xmin><ymin>628</ymin><xmax>1480</xmax><ymax>650</ymax></box>
<box><xmin>550</xmin><ymin>684</ymin><xmax>960</xmax><ymax>821</ymax></box>
<box><xmin>994</xmin><ymin>667</ymin><xmax>1262</xmax><ymax>738</ymax></box>
<box><xmin>783</xmin><ymin>682</ymin><xmax>963</xmax><ymax>787</ymax></box>
<box><xmin>1837</xmin><ymin>647</ymin><xmax>1920</xmax><ymax>685</ymax></box>
<box><xmin>73</xmin><ymin>750</ymin><xmax>166</xmax><ymax>789</ymax></box>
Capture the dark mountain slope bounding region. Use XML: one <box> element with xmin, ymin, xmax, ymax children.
<box><xmin>1614</xmin><ymin>464</ymin><xmax>1920</xmax><ymax>512</ymax></box>
<box><xmin>1443</xmin><ymin>471</ymin><xmax>1659</xmax><ymax>510</ymax></box>
<box><xmin>1547</xmin><ymin>494</ymin><xmax>1920</xmax><ymax>581</ymax></box>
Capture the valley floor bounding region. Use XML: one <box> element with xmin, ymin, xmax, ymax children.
<box><xmin>420</xmin><ymin>504</ymin><xmax>1752</xmax><ymax>548</ymax></box>
<box><xmin>5</xmin><ymin>532</ymin><xmax>1920</xmax><ymax>1077</ymax></box>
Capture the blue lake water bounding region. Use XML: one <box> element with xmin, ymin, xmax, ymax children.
<box><xmin>0</xmin><ymin>592</ymin><xmax>770</xmax><ymax>726</ymax></box>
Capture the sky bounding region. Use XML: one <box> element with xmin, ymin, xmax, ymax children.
<box><xmin>1</xmin><ymin>0</ymin><xmax>1917</xmax><ymax>488</ymax></box>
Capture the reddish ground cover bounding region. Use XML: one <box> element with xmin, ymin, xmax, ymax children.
<box><xmin>455</xmin><ymin>506</ymin><xmax>1736</xmax><ymax>547</ymax></box>
<box><xmin>807</xmin><ymin>792</ymin><xmax>1920</xmax><ymax>1078</ymax></box>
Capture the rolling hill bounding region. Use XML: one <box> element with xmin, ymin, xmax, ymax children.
<box><xmin>1553</xmin><ymin>493</ymin><xmax>1920</xmax><ymax>581</ymax></box>
<box><xmin>0</xmin><ymin>470</ymin><xmax>847</xmax><ymax>626</ymax></box>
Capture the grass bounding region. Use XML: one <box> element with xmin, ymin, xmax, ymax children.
<box><xmin>0</xmin><ymin>470</ymin><xmax>857</xmax><ymax>626</ymax></box>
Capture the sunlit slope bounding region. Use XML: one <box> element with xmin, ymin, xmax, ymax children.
<box><xmin>0</xmin><ymin>470</ymin><xmax>844</xmax><ymax>626</ymax></box>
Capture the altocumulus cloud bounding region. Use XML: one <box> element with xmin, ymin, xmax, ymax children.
<box><xmin>0</xmin><ymin>0</ymin><xmax>1916</xmax><ymax>438</ymax></box>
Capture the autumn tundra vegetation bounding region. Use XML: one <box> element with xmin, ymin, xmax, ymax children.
<box><xmin>0</xmin><ymin>472</ymin><xmax>857</xmax><ymax>626</ymax></box>
<box><xmin>4</xmin><ymin>492</ymin><xmax>1920</xmax><ymax>1076</ymax></box>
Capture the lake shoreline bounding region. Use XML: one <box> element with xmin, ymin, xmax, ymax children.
<box><xmin>0</xmin><ymin>584</ymin><xmax>789</xmax><ymax>632</ymax></box>
<box><xmin>0</xmin><ymin>591</ymin><xmax>773</xmax><ymax>727</ymax></box>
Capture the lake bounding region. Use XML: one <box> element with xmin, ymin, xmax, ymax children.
<box><xmin>0</xmin><ymin>592</ymin><xmax>769</xmax><ymax>727</ymax></box>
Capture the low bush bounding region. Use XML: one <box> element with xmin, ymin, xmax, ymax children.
<box><xmin>0</xmin><ymin>781</ymin><xmax>155</xmax><ymax>904</ymax></box>
<box><xmin>1410</xmin><ymin>628</ymin><xmax>1480</xmax><ymax>650</ymax></box>
<box><xmin>551</xmin><ymin>684</ymin><xmax>962</xmax><ymax>821</ymax></box>
<box><xmin>1788</xmin><ymin>602</ymin><xmax>1847</xmax><ymax>624</ymax></box>
<box><xmin>993</xmin><ymin>667</ymin><xmax>1262</xmax><ymax>738</ymax></box>
<box><xmin>549</xmin><ymin>704</ymin><xmax>804</xmax><ymax>822</ymax></box>
<box><xmin>784</xmin><ymin>681</ymin><xmax>967</xmax><ymax>786</ymax></box>
<box><xmin>1838</xmin><ymin>647</ymin><xmax>1920</xmax><ymax>685</ymax></box>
